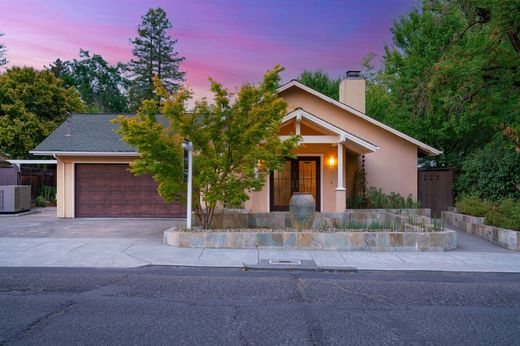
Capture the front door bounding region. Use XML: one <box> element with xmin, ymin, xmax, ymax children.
<box><xmin>270</xmin><ymin>157</ymin><xmax>320</xmax><ymax>211</ymax></box>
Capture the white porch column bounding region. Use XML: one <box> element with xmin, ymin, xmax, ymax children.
<box><xmin>337</xmin><ymin>142</ymin><xmax>344</xmax><ymax>189</ymax></box>
<box><xmin>335</xmin><ymin>142</ymin><xmax>346</xmax><ymax>212</ymax></box>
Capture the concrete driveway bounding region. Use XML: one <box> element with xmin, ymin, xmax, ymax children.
<box><xmin>0</xmin><ymin>208</ymin><xmax>184</xmax><ymax>239</ymax></box>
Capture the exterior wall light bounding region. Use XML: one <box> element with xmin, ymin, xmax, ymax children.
<box><xmin>328</xmin><ymin>156</ymin><xmax>336</xmax><ymax>168</ymax></box>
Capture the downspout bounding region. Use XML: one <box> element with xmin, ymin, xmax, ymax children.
<box><xmin>53</xmin><ymin>154</ymin><xmax>65</xmax><ymax>217</ymax></box>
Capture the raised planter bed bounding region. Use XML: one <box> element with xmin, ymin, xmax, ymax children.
<box><xmin>197</xmin><ymin>208</ymin><xmax>433</xmax><ymax>229</ymax></box>
<box><xmin>442</xmin><ymin>211</ymin><xmax>519</xmax><ymax>251</ymax></box>
<box><xmin>164</xmin><ymin>228</ymin><xmax>456</xmax><ymax>252</ymax></box>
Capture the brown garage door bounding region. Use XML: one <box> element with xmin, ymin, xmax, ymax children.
<box><xmin>75</xmin><ymin>164</ymin><xmax>186</xmax><ymax>218</ymax></box>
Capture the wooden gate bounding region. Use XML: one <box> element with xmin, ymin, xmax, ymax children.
<box><xmin>418</xmin><ymin>168</ymin><xmax>455</xmax><ymax>218</ymax></box>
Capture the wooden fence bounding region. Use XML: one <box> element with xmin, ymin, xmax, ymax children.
<box><xmin>19</xmin><ymin>166</ymin><xmax>56</xmax><ymax>199</ymax></box>
<box><xmin>418</xmin><ymin>168</ymin><xmax>456</xmax><ymax>218</ymax></box>
<box><xmin>0</xmin><ymin>166</ymin><xmax>56</xmax><ymax>199</ymax></box>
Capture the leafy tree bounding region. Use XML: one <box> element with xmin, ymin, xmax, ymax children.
<box><xmin>128</xmin><ymin>7</ymin><xmax>185</xmax><ymax>110</ymax></box>
<box><xmin>115</xmin><ymin>66</ymin><xmax>300</xmax><ymax>228</ymax></box>
<box><xmin>456</xmin><ymin>136</ymin><xmax>520</xmax><ymax>201</ymax></box>
<box><xmin>46</xmin><ymin>50</ymin><xmax>129</xmax><ymax>112</ymax></box>
<box><xmin>379</xmin><ymin>0</ymin><xmax>519</xmax><ymax>167</ymax></box>
<box><xmin>360</xmin><ymin>53</ymin><xmax>396</xmax><ymax>124</ymax></box>
<box><xmin>0</xmin><ymin>67</ymin><xmax>84</xmax><ymax>158</ymax></box>
<box><xmin>0</xmin><ymin>33</ymin><xmax>6</xmax><ymax>67</ymax></box>
<box><xmin>298</xmin><ymin>70</ymin><xmax>339</xmax><ymax>100</ymax></box>
<box><xmin>295</xmin><ymin>0</ymin><xmax>519</xmax><ymax>200</ymax></box>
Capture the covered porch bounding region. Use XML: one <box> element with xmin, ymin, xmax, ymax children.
<box><xmin>246</xmin><ymin>108</ymin><xmax>379</xmax><ymax>213</ymax></box>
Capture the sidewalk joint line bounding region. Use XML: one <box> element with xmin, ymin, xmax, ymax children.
<box><xmin>393</xmin><ymin>254</ymin><xmax>409</xmax><ymax>264</ymax></box>
<box><xmin>69</xmin><ymin>243</ymin><xmax>89</xmax><ymax>253</ymax></box>
<box><xmin>197</xmin><ymin>248</ymin><xmax>205</xmax><ymax>261</ymax></box>
<box><xmin>121</xmin><ymin>244</ymin><xmax>135</xmax><ymax>253</ymax></box>
<box><xmin>22</xmin><ymin>242</ymin><xmax>47</xmax><ymax>251</ymax></box>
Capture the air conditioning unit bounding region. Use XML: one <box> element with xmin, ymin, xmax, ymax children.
<box><xmin>0</xmin><ymin>185</ymin><xmax>31</xmax><ymax>213</ymax></box>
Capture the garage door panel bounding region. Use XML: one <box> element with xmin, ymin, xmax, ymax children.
<box><xmin>75</xmin><ymin>164</ymin><xmax>185</xmax><ymax>218</ymax></box>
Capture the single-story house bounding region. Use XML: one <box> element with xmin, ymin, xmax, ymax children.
<box><xmin>32</xmin><ymin>71</ymin><xmax>440</xmax><ymax>218</ymax></box>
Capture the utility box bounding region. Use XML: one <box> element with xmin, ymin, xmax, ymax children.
<box><xmin>0</xmin><ymin>185</ymin><xmax>31</xmax><ymax>213</ymax></box>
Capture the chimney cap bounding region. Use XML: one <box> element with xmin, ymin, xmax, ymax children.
<box><xmin>346</xmin><ymin>70</ymin><xmax>362</xmax><ymax>79</ymax></box>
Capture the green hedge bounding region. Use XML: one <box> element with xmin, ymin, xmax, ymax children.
<box><xmin>456</xmin><ymin>138</ymin><xmax>520</xmax><ymax>201</ymax></box>
<box><xmin>456</xmin><ymin>196</ymin><xmax>520</xmax><ymax>231</ymax></box>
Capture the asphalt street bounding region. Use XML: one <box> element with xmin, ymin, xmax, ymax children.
<box><xmin>0</xmin><ymin>267</ymin><xmax>519</xmax><ymax>345</ymax></box>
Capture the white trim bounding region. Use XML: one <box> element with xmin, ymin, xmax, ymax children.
<box><xmin>62</xmin><ymin>157</ymin><xmax>66</xmax><ymax>218</ymax></box>
<box><xmin>282</xmin><ymin>109</ymin><xmax>379</xmax><ymax>152</ymax></box>
<box><xmin>30</xmin><ymin>151</ymin><xmax>140</xmax><ymax>157</ymax></box>
<box><xmin>277</xmin><ymin>80</ymin><xmax>441</xmax><ymax>156</ymax></box>
<box><xmin>337</xmin><ymin>144</ymin><xmax>344</xmax><ymax>189</ymax></box>
<box><xmin>279</xmin><ymin>135</ymin><xmax>340</xmax><ymax>144</ymax></box>
<box><xmin>266</xmin><ymin>173</ymin><xmax>270</xmax><ymax>212</ymax></box>
<box><xmin>71</xmin><ymin>163</ymin><xmax>75</xmax><ymax>218</ymax></box>
<box><xmin>7</xmin><ymin>159</ymin><xmax>57</xmax><ymax>165</ymax></box>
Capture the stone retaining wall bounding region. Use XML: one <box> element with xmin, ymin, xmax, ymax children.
<box><xmin>197</xmin><ymin>208</ymin><xmax>433</xmax><ymax>229</ymax></box>
<box><xmin>442</xmin><ymin>211</ymin><xmax>519</xmax><ymax>251</ymax></box>
<box><xmin>164</xmin><ymin>229</ymin><xmax>456</xmax><ymax>252</ymax></box>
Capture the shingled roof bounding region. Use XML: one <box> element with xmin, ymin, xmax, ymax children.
<box><xmin>31</xmin><ymin>114</ymin><xmax>138</xmax><ymax>155</ymax></box>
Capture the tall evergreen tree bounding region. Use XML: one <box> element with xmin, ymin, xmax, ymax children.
<box><xmin>0</xmin><ymin>33</ymin><xmax>7</xmax><ymax>67</ymax></box>
<box><xmin>46</xmin><ymin>58</ymin><xmax>74</xmax><ymax>87</ymax></box>
<box><xmin>128</xmin><ymin>7</ymin><xmax>185</xmax><ymax>110</ymax></box>
<box><xmin>46</xmin><ymin>50</ymin><xmax>130</xmax><ymax>113</ymax></box>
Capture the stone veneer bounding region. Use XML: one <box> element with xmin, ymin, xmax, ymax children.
<box><xmin>196</xmin><ymin>208</ymin><xmax>433</xmax><ymax>229</ymax></box>
<box><xmin>164</xmin><ymin>229</ymin><xmax>457</xmax><ymax>252</ymax></box>
<box><xmin>442</xmin><ymin>211</ymin><xmax>519</xmax><ymax>251</ymax></box>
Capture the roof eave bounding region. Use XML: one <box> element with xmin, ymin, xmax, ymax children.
<box><xmin>30</xmin><ymin>151</ymin><xmax>141</xmax><ymax>157</ymax></box>
<box><xmin>277</xmin><ymin>80</ymin><xmax>442</xmax><ymax>156</ymax></box>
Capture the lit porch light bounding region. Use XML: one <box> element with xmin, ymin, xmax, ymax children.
<box><xmin>328</xmin><ymin>156</ymin><xmax>336</xmax><ymax>168</ymax></box>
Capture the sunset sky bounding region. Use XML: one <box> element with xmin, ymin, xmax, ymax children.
<box><xmin>1</xmin><ymin>0</ymin><xmax>416</xmax><ymax>97</ymax></box>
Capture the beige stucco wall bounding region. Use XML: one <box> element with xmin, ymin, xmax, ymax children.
<box><xmin>281</xmin><ymin>87</ymin><xmax>419</xmax><ymax>199</ymax></box>
<box><xmin>246</xmin><ymin>87</ymin><xmax>419</xmax><ymax>212</ymax></box>
<box><xmin>55</xmin><ymin>155</ymin><xmax>138</xmax><ymax>218</ymax></box>
<box><xmin>55</xmin><ymin>87</ymin><xmax>419</xmax><ymax>217</ymax></box>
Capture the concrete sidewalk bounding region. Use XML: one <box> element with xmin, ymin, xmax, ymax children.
<box><xmin>1</xmin><ymin>236</ymin><xmax>519</xmax><ymax>272</ymax></box>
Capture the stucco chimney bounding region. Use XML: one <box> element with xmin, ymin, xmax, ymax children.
<box><xmin>339</xmin><ymin>71</ymin><xmax>365</xmax><ymax>113</ymax></box>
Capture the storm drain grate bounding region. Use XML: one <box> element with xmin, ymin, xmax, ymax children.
<box><xmin>243</xmin><ymin>258</ymin><xmax>357</xmax><ymax>272</ymax></box>
<box><xmin>268</xmin><ymin>259</ymin><xmax>302</xmax><ymax>265</ymax></box>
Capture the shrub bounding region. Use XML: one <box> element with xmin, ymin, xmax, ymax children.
<box><xmin>348</xmin><ymin>186</ymin><xmax>420</xmax><ymax>209</ymax></box>
<box><xmin>455</xmin><ymin>196</ymin><xmax>493</xmax><ymax>217</ymax></box>
<box><xmin>456</xmin><ymin>196</ymin><xmax>520</xmax><ymax>231</ymax></box>
<box><xmin>40</xmin><ymin>185</ymin><xmax>56</xmax><ymax>201</ymax></box>
<box><xmin>456</xmin><ymin>138</ymin><xmax>520</xmax><ymax>201</ymax></box>
<box><xmin>485</xmin><ymin>199</ymin><xmax>520</xmax><ymax>231</ymax></box>
<box><xmin>35</xmin><ymin>195</ymin><xmax>46</xmax><ymax>207</ymax></box>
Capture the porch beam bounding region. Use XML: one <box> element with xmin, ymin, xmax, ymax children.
<box><xmin>279</xmin><ymin>135</ymin><xmax>340</xmax><ymax>144</ymax></box>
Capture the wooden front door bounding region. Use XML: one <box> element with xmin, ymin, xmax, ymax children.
<box><xmin>270</xmin><ymin>157</ymin><xmax>320</xmax><ymax>211</ymax></box>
